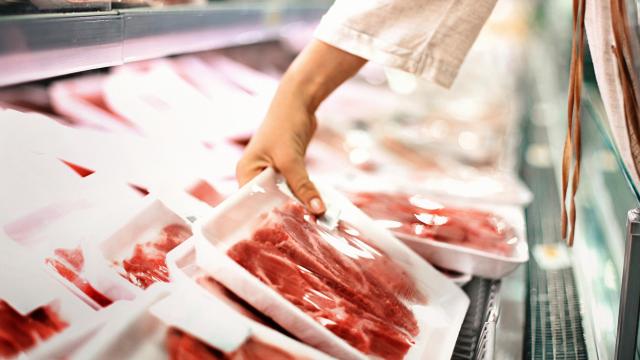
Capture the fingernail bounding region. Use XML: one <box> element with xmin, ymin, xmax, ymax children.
<box><xmin>310</xmin><ymin>198</ymin><xmax>325</xmax><ymax>214</ymax></box>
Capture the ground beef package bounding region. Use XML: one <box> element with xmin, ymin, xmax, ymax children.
<box><xmin>194</xmin><ymin>168</ymin><xmax>470</xmax><ymax>360</ymax></box>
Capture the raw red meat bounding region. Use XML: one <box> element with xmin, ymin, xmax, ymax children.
<box><xmin>166</xmin><ymin>328</ymin><xmax>299</xmax><ymax>360</ymax></box>
<box><xmin>350</xmin><ymin>192</ymin><xmax>517</xmax><ymax>256</ymax></box>
<box><xmin>0</xmin><ymin>300</ymin><xmax>67</xmax><ymax>358</ymax></box>
<box><xmin>120</xmin><ymin>224</ymin><xmax>192</xmax><ymax>289</ymax></box>
<box><xmin>46</xmin><ymin>247</ymin><xmax>113</xmax><ymax>307</ymax></box>
<box><xmin>228</xmin><ymin>202</ymin><xmax>424</xmax><ymax>360</ymax></box>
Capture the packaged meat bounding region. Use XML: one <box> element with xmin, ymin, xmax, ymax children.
<box><xmin>226</xmin><ymin>202</ymin><xmax>421</xmax><ymax>359</ymax></box>
<box><xmin>350</xmin><ymin>192</ymin><xmax>517</xmax><ymax>256</ymax></box>
<box><xmin>0</xmin><ymin>241</ymin><xmax>97</xmax><ymax>359</ymax></box>
<box><xmin>166</xmin><ymin>238</ymin><xmax>289</xmax><ymax>330</ymax></box>
<box><xmin>74</xmin><ymin>282</ymin><xmax>333</xmax><ymax>360</ymax></box>
<box><xmin>348</xmin><ymin>191</ymin><xmax>528</xmax><ymax>279</ymax></box>
<box><xmin>1</xmin><ymin>107</ymin><xmax>208</xmax><ymax>197</ymax></box>
<box><xmin>165</xmin><ymin>327</ymin><xmax>300</xmax><ymax>360</ymax></box>
<box><xmin>3</xmin><ymin>176</ymin><xmax>146</xmax><ymax>307</ymax></box>
<box><xmin>118</xmin><ymin>223</ymin><xmax>191</xmax><ymax>289</ymax></box>
<box><xmin>0</xmin><ymin>112</ymin><xmax>88</xmax><ymax>224</ymax></box>
<box><xmin>99</xmin><ymin>198</ymin><xmax>193</xmax><ymax>291</ymax></box>
<box><xmin>45</xmin><ymin>247</ymin><xmax>113</xmax><ymax>307</ymax></box>
<box><xmin>194</xmin><ymin>168</ymin><xmax>470</xmax><ymax>360</ymax></box>
<box><xmin>0</xmin><ymin>300</ymin><xmax>67</xmax><ymax>358</ymax></box>
<box><xmin>27</xmin><ymin>302</ymin><xmax>130</xmax><ymax>360</ymax></box>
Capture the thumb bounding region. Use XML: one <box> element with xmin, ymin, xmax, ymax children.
<box><xmin>279</xmin><ymin>159</ymin><xmax>325</xmax><ymax>215</ymax></box>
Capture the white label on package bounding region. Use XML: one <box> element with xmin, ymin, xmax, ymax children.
<box><xmin>149</xmin><ymin>287</ymin><xmax>251</xmax><ymax>353</ymax></box>
<box><xmin>0</xmin><ymin>239</ymin><xmax>58</xmax><ymax>314</ymax></box>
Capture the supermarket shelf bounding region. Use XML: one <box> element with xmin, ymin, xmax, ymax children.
<box><xmin>0</xmin><ymin>2</ymin><xmax>328</xmax><ymax>87</ymax></box>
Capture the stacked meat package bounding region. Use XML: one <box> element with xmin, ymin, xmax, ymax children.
<box><xmin>0</xmin><ymin>27</ymin><xmax>529</xmax><ymax>359</ymax></box>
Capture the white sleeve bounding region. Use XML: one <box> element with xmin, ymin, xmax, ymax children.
<box><xmin>314</xmin><ymin>0</ymin><xmax>498</xmax><ymax>88</ymax></box>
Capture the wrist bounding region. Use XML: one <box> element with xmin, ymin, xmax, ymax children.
<box><xmin>279</xmin><ymin>68</ymin><xmax>324</xmax><ymax>114</ymax></box>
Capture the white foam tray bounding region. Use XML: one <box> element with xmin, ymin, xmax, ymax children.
<box><xmin>193</xmin><ymin>168</ymin><xmax>470</xmax><ymax>360</ymax></box>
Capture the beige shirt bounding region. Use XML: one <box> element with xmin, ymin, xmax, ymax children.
<box><xmin>315</xmin><ymin>0</ymin><xmax>640</xmax><ymax>189</ymax></box>
<box><xmin>314</xmin><ymin>0</ymin><xmax>498</xmax><ymax>88</ymax></box>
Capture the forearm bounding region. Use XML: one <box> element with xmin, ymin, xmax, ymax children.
<box><xmin>278</xmin><ymin>39</ymin><xmax>367</xmax><ymax>114</ymax></box>
<box><xmin>237</xmin><ymin>40</ymin><xmax>366</xmax><ymax>213</ymax></box>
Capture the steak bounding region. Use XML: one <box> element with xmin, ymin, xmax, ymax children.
<box><xmin>228</xmin><ymin>202</ymin><xmax>424</xmax><ymax>360</ymax></box>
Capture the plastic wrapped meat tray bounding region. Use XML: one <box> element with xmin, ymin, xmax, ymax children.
<box><xmin>2</xmin><ymin>177</ymin><xmax>147</xmax><ymax>308</ymax></box>
<box><xmin>97</xmin><ymin>198</ymin><xmax>193</xmax><ymax>292</ymax></box>
<box><xmin>73</xmin><ymin>283</ymin><xmax>334</xmax><ymax>360</ymax></box>
<box><xmin>348</xmin><ymin>191</ymin><xmax>528</xmax><ymax>279</ymax></box>
<box><xmin>194</xmin><ymin>168</ymin><xmax>469</xmax><ymax>360</ymax></box>
<box><xmin>166</xmin><ymin>238</ymin><xmax>285</xmax><ymax>329</ymax></box>
<box><xmin>0</xmin><ymin>241</ymin><xmax>99</xmax><ymax>359</ymax></box>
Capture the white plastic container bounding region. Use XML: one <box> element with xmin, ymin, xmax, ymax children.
<box><xmin>0</xmin><ymin>240</ymin><xmax>98</xmax><ymax>359</ymax></box>
<box><xmin>97</xmin><ymin>197</ymin><xmax>194</xmax><ymax>292</ymax></box>
<box><xmin>73</xmin><ymin>282</ymin><xmax>336</xmax><ymax>360</ymax></box>
<box><xmin>397</xmin><ymin>205</ymin><xmax>528</xmax><ymax>279</ymax></box>
<box><xmin>166</xmin><ymin>237</ymin><xmax>285</xmax><ymax>327</ymax></box>
<box><xmin>193</xmin><ymin>168</ymin><xmax>470</xmax><ymax>360</ymax></box>
<box><xmin>334</xmin><ymin>173</ymin><xmax>528</xmax><ymax>279</ymax></box>
<box><xmin>2</xmin><ymin>176</ymin><xmax>146</xmax><ymax>308</ymax></box>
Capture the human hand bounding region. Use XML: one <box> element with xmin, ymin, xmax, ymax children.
<box><xmin>236</xmin><ymin>85</ymin><xmax>325</xmax><ymax>214</ymax></box>
<box><xmin>235</xmin><ymin>40</ymin><xmax>366</xmax><ymax>215</ymax></box>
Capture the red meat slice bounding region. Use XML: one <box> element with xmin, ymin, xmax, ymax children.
<box><xmin>0</xmin><ymin>300</ymin><xmax>67</xmax><ymax>358</ymax></box>
<box><xmin>166</xmin><ymin>328</ymin><xmax>299</xmax><ymax>360</ymax></box>
<box><xmin>350</xmin><ymin>192</ymin><xmax>517</xmax><ymax>256</ymax></box>
<box><xmin>227</xmin><ymin>202</ymin><xmax>424</xmax><ymax>360</ymax></box>
<box><xmin>45</xmin><ymin>247</ymin><xmax>113</xmax><ymax>307</ymax></box>
<box><xmin>120</xmin><ymin>224</ymin><xmax>192</xmax><ymax>289</ymax></box>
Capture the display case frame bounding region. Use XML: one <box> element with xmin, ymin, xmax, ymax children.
<box><xmin>0</xmin><ymin>2</ymin><xmax>328</xmax><ymax>87</ymax></box>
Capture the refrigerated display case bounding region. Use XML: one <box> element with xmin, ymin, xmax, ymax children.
<box><xmin>0</xmin><ymin>1</ymin><xmax>519</xmax><ymax>358</ymax></box>
<box><xmin>3</xmin><ymin>0</ymin><xmax>640</xmax><ymax>358</ymax></box>
<box><xmin>522</xmin><ymin>0</ymin><xmax>640</xmax><ymax>359</ymax></box>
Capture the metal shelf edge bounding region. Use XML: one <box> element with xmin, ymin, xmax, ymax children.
<box><xmin>0</xmin><ymin>3</ymin><xmax>328</xmax><ymax>87</ymax></box>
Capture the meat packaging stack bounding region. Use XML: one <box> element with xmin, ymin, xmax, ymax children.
<box><xmin>0</xmin><ymin>42</ymin><xmax>530</xmax><ymax>359</ymax></box>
